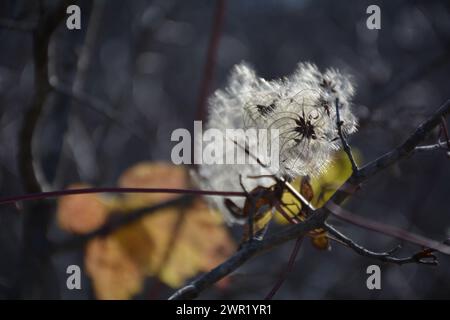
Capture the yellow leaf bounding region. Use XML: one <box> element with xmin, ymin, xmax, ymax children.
<box><xmin>274</xmin><ymin>149</ymin><xmax>361</xmax><ymax>224</ymax></box>
<box><xmin>309</xmin><ymin>149</ymin><xmax>361</xmax><ymax>208</ymax></box>
<box><xmin>113</xmin><ymin>220</ymin><xmax>155</xmax><ymax>269</ymax></box>
<box><xmin>269</xmin><ymin>150</ymin><xmax>361</xmax><ymax>251</ymax></box>
<box><xmin>142</xmin><ymin>198</ymin><xmax>235</xmax><ymax>288</ymax></box>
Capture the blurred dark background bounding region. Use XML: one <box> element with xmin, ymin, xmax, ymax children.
<box><xmin>0</xmin><ymin>0</ymin><xmax>449</xmax><ymax>299</ymax></box>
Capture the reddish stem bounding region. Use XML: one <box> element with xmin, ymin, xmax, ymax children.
<box><xmin>262</xmin><ymin>203</ymin><xmax>303</xmax><ymax>299</ymax></box>
<box><xmin>276</xmin><ymin>203</ymin><xmax>300</xmax><ymax>225</ymax></box>
<box><xmin>147</xmin><ymin>279</ymin><xmax>164</xmax><ymax>300</ymax></box>
<box><xmin>265</xmin><ymin>236</ymin><xmax>304</xmax><ymax>300</ymax></box>
<box><xmin>440</xmin><ymin>116</ymin><xmax>450</xmax><ymax>150</ymax></box>
<box><xmin>195</xmin><ymin>0</ymin><xmax>226</xmax><ymax>121</ymax></box>
<box><xmin>0</xmin><ymin>187</ymin><xmax>246</xmax><ymax>205</ymax></box>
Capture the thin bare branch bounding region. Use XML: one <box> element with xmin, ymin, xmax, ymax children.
<box><xmin>324</xmin><ymin>202</ymin><xmax>450</xmax><ymax>255</ymax></box>
<box><xmin>415</xmin><ymin>140</ymin><xmax>450</xmax><ymax>153</ymax></box>
<box><xmin>335</xmin><ymin>98</ymin><xmax>358</xmax><ymax>173</ymax></box>
<box><xmin>329</xmin><ymin>99</ymin><xmax>450</xmax><ymax>206</ymax></box>
<box><xmin>170</xmin><ymin>99</ymin><xmax>450</xmax><ymax>299</ymax></box>
<box><xmin>169</xmin><ymin>211</ymin><xmax>326</xmax><ymax>300</ymax></box>
<box><xmin>325</xmin><ymin>223</ymin><xmax>438</xmax><ymax>266</ymax></box>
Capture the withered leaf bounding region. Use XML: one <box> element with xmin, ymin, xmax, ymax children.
<box><xmin>57</xmin><ymin>163</ymin><xmax>235</xmax><ymax>299</ymax></box>
<box><xmin>57</xmin><ymin>183</ymin><xmax>109</xmax><ymax>234</ymax></box>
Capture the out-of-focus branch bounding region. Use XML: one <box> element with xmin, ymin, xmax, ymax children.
<box><xmin>372</xmin><ymin>50</ymin><xmax>450</xmax><ymax>108</ymax></box>
<box><xmin>19</xmin><ymin>0</ymin><xmax>71</xmax><ymax>193</ymax></box>
<box><xmin>48</xmin><ymin>0</ymin><xmax>107</xmax><ymax>188</ymax></box>
<box><xmin>195</xmin><ymin>0</ymin><xmax>226</xmax><ymax>121</ymax></box>
<box><xmin>49</xmin><ymin>80</ymin><xmax>147</xmax><ymax>142</ymax></box>
<box><xmin>0</xmin><ymin>18</ymin><xmax>37</xmax><ymax>32</ymax></box>
<box><xmin>13</xmin><ymin>0</ymin><xmax>73</xmax><ymax>299</ymax></box>
<box><xmin>358</xmin><ymin>49</ymin><xmax>450</xmax><ymax>130</ymax></box>
<box><xmin>355</xmin><ymin>100</ymin><xmax>450</xmax><ymax>182</ymax></box>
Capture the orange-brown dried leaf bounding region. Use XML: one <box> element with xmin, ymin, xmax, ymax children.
<box><xmin>300</xmin><ymin>176</ymin><xmax>314</xmax><ymax>202</ymax></box>
<box><xmin>57</xmin><ymin>183</ymin><xmax>108</xmax><ymax>234</ymax></box>
<box><xmin>69</xmin><ymin>162</ymin><xmax>235</xmax><ymax>296</ymax></box>
<box><xmin>85</xmin><ymin>213</ymin><xmax>155</xmax><ymax>299</ymax></box>
<box><xmin>85</xmin><ymin>237</ymin><xmax>144</xmax><ymax>300</ymax></box>
<box><xmin>310</xmin><ymin>230</ymin><xmax>330</xmax><ymax>251</ymax></box>
<box><xmin>118</xmin><ymin>162</ymin><xmax>188</xmax><ymax>207</ymax></box>
<box><xmin>241</xmin><ymin>207</ymin><xmax>272</xmax><ymax>242</ymax></box>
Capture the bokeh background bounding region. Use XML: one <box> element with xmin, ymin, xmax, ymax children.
<box><xmin>0</xmin><ymin>0</ymin><xmax>449</xmax><ymax>299</ymax></box>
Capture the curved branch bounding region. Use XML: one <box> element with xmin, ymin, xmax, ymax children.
<box><xmin>170</xmin><ymin>99</ymin><xmax>450</xmax><ymax>299</ymax></box>
<box><xmin>0</xmin><ymin>187</ymin><xmax>246</xmax><ymax>206</ymax></box>
<box><xmin>324</xmin><ymin>202</ymin><xmax>450</xmax><ymax>255</ymax></box>
<box><xmin>19</xmin><ymin>0</ymin><xmax>72</xmax><ymax>193</ymax></box>
<box><xmin>169</xmin><ymin>211</ymin><xmax>327</xmax><ymax>300</ymax></box>
<box><xmin>325</xmin><ymin>223</ymin><xmax>438</xmax><ymax>266</ymax></box>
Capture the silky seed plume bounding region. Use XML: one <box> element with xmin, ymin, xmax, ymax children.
<box><xmin>196</xmin><ymin>61</ymin><xmax>357</xmax><ymax>224</ymax></box>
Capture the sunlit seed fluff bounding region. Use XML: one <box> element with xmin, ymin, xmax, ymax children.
<box><xmin>196</xmin><ymin>62</ymin><xmax>357</xmax><ymax>224</ymax></box>
<box><xmin>196</xmin><ymin>63</ymin><xmax>276</xmax><ymax>224</ymax></box>
<box><xmin>289</xmin><ymin>63</ymin><xmax>358</xmax><ymax>135</ymax></box>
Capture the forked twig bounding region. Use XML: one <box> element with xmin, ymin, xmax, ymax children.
<box><xmin>325</xmin><ymin>223</ymin><xmax>438</xmax><ymax>266</ymax></box>
<box><xmin>324</xmin><ymin>202</ymin><xmax>450</xmax><ymax>255</ymax></box>
<box><xmin>170</xmin><ymin>100</ymin><xmax>450</xmax><ymax>299</ymax></box>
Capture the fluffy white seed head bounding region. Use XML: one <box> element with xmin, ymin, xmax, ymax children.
<box><xmin>196</xmin><ymin>62</ymin><xmax>357</xmax><ymax>224</ymax></box>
